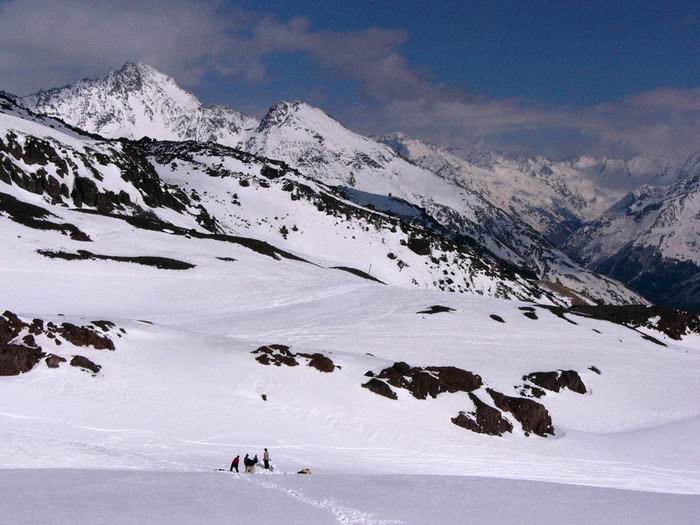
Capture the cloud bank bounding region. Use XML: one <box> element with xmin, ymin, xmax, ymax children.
<box><xmin>1</xmin><ymin>0</ymin><xmax>699</xmax><ymax>161</ymax></box>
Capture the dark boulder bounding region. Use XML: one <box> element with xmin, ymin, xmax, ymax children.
<box><xmin>0</xmin><ymin>344</ymin><xmax>44</xmax><ymax>375</ymax></box>
<box><xmin>0</xmin><ymin>310</ymin><xmax>26</xmax><ymax>345</ymax></box>
<box><xmin>361</xmin><ymin>378</ymin><xmax>397</xmax><ymax>400</ymax></box>
<box><xmin>487</xmin><ymin>388</ymin><xmax>554</xmax><ymax>437</ymax></box>
<box><xmin>370</xmin><ymin>362</ymin><xmax>482</xmax><ymax>400</ymax></box>
<box><xmin>406</xmin><ymin>236</ymin><xmax>431</xmax><ymax>256</ymax></box>
<box><xmin>489</xmin><ymin>314</ymin><xmax>505</xmax><ymax>323</ymax></box>
<box><xmin>304</xmin><ymin>353</ymin><xmax>335</xmax><ymax>373</ymax></box>
<box><xmin>70</xmin><ymin>355</ymin><xmax>101</xmax><ymax>374</ymax></box>
<box><xmin>58</xmin><ymin>323</ymin><xmax>115</xmax><ymax>350</ymax></box>
<box><xmin>45</xmin><ymin>354</ymin><xmax>66</xmax><ymax>368</ymax></box>
<box><xmin>252</xmin><ymin>345</ymin><xmax>299</xmax><ymax>367</ymax></box>
<box><xmin>416</xmin><ymin>305</ymin><xmax>455</xmax><ymax>315</ymax></box>
<box><xmin>452</xmin><ymin>393</ymin><xmax>513</xmax><ymax>436</ymax></box>
<box><xmin>524</xmin><ymin>370</ymin><xmax>587</xmax><ymax>394</ymax></box>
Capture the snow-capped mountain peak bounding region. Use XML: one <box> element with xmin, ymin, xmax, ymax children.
<box><xmin>23</xmin><ymin>62</ymin><xmax>257</xmax><ymax>146</ymax></box>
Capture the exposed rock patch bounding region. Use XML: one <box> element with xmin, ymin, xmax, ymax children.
<box><xmin>252</xmin><ymin>345</ymin><xmax>337</xmax><ymax>372</ymax></box>
<box><xmin>0</xmin><ymin>344</ymin><xmax>44</xmax><ymax>375</ymax></box>
<box><xmin>45</xmin><ymin>354</ymin><xmax>66</xmax><ymax>368</ymax></box>
<box><xmin>452</xmin><ymin>393</ymin><xmax>513</xmax><ymax>436</ymax></box>
<box><xmin>37</xmin><ymin>249</ymin><xmax>195</xmax><ymax>270</ymax></box>
<box><xmin>569</xmin><ymin>305</ymin><xmax>700</xmax><ymax>340</ymax></box>
<box><xmin>332</xmin><ymin>266</ymin><xmax>385</xmax><ymax>284</ymax></box>
<box><xmin>417</xmin><ymin>305</ymin><xmax>455</xmax><ymax>315</ymax></box>
<box><xmin>489</xmin><ymin>314</ymin><xmax>505</xmax><ymax>323</ymax></box>
<box><xmin>0</xmin><ymin>310</ymin><xmax>121</xmax><ymax>376</ymax></box>
<box><xmin>519</xmin><ymin>307</ymin><xmax>538</xmax><ymax>320</ymax></box>
<box><xmin>70</xmin><ymin>355</ymin><xmax>101</xmax><ymax>375</ymax></box>
<box><xmin>361</xmin><ymin>378</ymin><xmax>397</xmax><ymax>400</ymax></box>
<box><xmin>365</xmin><ymin>361</ymin><xmax>482</xmax><ymax>400</ymax></box>
<box><xmin>0</xmin><ymin>192</ymin><xmax>91</xmax><ymax>241</ymax></box>
<box><xmin>58</xmin><ymin>323</ymin><xmax>115</xmax><ymax>350</ymax></box>
<box><xmin>487</xmin><ymin>388</ymin><xmax>554</xmax><ymax>437</ymax></box>
<box><xmin>523</xmin><ymin>370</ymin><xmax>587</xmax><ymax>394</ymax></box>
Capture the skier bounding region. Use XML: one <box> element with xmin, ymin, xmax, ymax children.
<box><xmin>230</xmin><ymin>455</ymin><xmax>240</xmax><ymax>473</ymax></box>
<box><xmin>263</xmin><ymin>448</ymin><xmax>270</xmax><ymax>470</ymax></box>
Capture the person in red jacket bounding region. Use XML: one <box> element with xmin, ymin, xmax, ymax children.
<box><xmin>230</xmin><ymin>455</ymin><xmax>240</xmax><ymax>473</ymax></box>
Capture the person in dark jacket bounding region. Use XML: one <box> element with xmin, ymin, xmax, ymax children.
<box><xmin>230</xmin><ymin>455</ymin><xmax>240</xmax><ymax>473</ymax></box>
<box><xmin>263</xmin><ymin>448</ymin><xmax>270</xmax><ymax>469</ymax></box>
<box><xmin>244</xmin><ymin>454</ymin><xmax>255</xmax><ymax>473</ymax></box>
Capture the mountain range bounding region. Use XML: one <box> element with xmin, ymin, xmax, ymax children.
<box><xmin>12</xmin><ymin>61</ymin><xmax>700</xmax><ymax>310</ymax></box>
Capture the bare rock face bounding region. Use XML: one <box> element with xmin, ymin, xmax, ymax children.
<box><xmin>452</xmin><ymin>393</ymin><xmax>514</xmax><ymax>436</ymax></box>
<box><xmin>0</xmin><ymin>310</ymin><xmax>121</xmax><ymax>377</ymax></box>
<box><xmin>305</xmin><ymin>353</ymin><xmax>335</xmax><ymax>373</ymax></box>
<box><xmin>252</xmin><ymin>345</ymin><xmax>337</xmax><ymax>372</ymax></box>
<box><xmin>0</xmin><ymin>344</ymin><xmax>44</xmax><ymax>375</ymax></box>
<box><xmin>0</xmin><ymin>310</ymin><xmax>25</xmax><ymax>345</ymax></box>
<box><xmin>524</xmin><ymin>370</ymin><xmax>587</xmax><ymax>394</ymax></box>
<box><xmin>368</xmin><ymin>361</ymin><xmax>482</xmax><ymax>400</ymax></box>
<box><xmin>417</xmin><ymin>305</ymin><xmax>455</xmax><ymax>315</ymax></box>
<box><xmin>487</xmin><ymin>388</ymin><xmax>554</xmax><ymax>437</ymax></box>
<box><xmin>70</xmin><ymin>355</ymin><xmax>101</xmax><ymax>375</ymax></box>
<box><xmin>253</xmin><ymin>345</ymin><xmax>299</xmax><ymax>367</ymax></box>
<box><xmin>361</xmin><ymin>378</ymin><xmax>397</xmax><ymax>400</ymax></box>
<box><xmin>45</xmin><ymin>354</ymin><xmax>66</xmax><ymax>368</ymax></box>
<box><xmin>58</xmin><ymin>323</ymin><xmax>115</xmax><ymax>350</ymax></box>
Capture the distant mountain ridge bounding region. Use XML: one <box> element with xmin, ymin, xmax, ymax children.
<box><xmin>563</xmin><ymin>154</ymin><xmax>700</xmax><ymax>310</ymax></box>
<box><xmin>19</xmin><ymin>62</ymin><xmax>699</xmax><ymax>307</ymax></box>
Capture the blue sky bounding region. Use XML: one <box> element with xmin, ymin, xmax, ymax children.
<box><xmin>227</xmin><ymin>0</ymin><xmax>700</xmax><ymax>106</ymax></box>
<box><xmin>1</xmin><ymin>0</ymin><xmax>700</xmax><ymax>159</ymax></box>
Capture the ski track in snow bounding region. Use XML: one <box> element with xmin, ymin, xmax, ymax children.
<box><xmin>240</xmin><ymin>475</ymin><xmax>402</xmax><ymax>525</ymax></box>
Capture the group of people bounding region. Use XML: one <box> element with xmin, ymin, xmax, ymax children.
<box><xmin>229</xmin><ymin>448</ymin><xmax>271</xmax><ymax>473</ymax></box>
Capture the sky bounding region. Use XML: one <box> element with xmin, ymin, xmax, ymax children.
<box><xmin>1</xmin><ymin>0</ymin><xmax>699</xmax><ymax>161</ymax></box>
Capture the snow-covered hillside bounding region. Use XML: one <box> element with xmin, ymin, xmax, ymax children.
<box><xmin>380</xmin><ymin>133</ymin><xmax>621</xmax><ymax>243</ymax></box>
<box><xmin>18</xmin><ymin>63</ymin><xmax>651</xmax><ymax>306</ymax></box>
<box><xmin>564</xmin><ymin>152</ymin><xmax>700</xmax><ymax>311</ymax></box>
<box><xmin>245</xmin><ymin>101</ymin><xmax>643</xmax><ymax>305</ymax></box>
<box><xmin>2</xmin><ymin>90</ymin><xmax>700</xmax><ymax>524</ymax></box>
<box><xmin>24</xmin><ymin>62</ymin><xmax>257</xmax><ymax>147</ymax></box>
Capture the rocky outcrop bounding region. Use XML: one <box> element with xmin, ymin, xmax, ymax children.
<box><xmin>416</xmin><ymin>305</ymin><xmax>455</xmax><ymax>315</ymax></box>
<box><xmin>0</xmin><ymin>310</ymin><xmax>120</xmax><ymax>377</ymax></box>
<box><xmin>487</xmin><ymin>388</ymin><xmax>554</xmax><ymax>437</ymax></box>
<box><xmin>0</xmin><ymin>344</ymin><xmax>44</xmax><ymax>375</ymax></box>
<box><xmin>452</xmin><ymin>393</ymin><xmax>513</xmax><ymax>436</ymax></box>
<box><xmin>37</xmin><ymin>249</ymin><xmax>195</xmax><ymax>270</ymax></box>
<box><xmin>253</xmin><ymin>345</ymin><xmax>299</xmax><ymax>367</ymax></box>
<box><xmin>524</xmin><ymin>370</ymin><xmax>587</xmax><ymax>394</ymax></box>
<box><xmin>361</xmin><ymin>378</ymin><xmax>397</xmax><ymax>400</ymax></box>
<box><xmin>70</xmin><ymin>355</ymin><xmax>101</xmax><ymax>374</ymax></box>
<box><xmin>365</xmin><ymin>361</ymin><xmax>482</xmax><ymax>400</ymax></box>
<box><xmin>58</xmin><ymin>323</ymin><xmax>115</xmax><ymax>350</ymax></box>
<box><xmin>252</xmin><ymin>345</ymin><xmax>337</xmax><ymax>372</ymax></box>
<box><xmin>306</xmin><ymin>353</ymin><xmax>336</xmax><ymax>373</ymax></box>
<box><xmin>45</xmin><ymin>354</ymin><xmax>66</xmax><ymax>368</ymax></box>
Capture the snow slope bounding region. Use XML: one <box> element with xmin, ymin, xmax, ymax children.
<box><xmin>245</xmin><ymin>101</ymin><xmax>643</xmax><ymax>305</ymax></box>
<box><xmin>1</xmin><ymin>95</ymin><xmax>700</xmax><ymax>524</ymax></box>
<box><xmin>17</xmin><ymin>64</ymin><xmax>645</xmax><ymax>306</ymax></box>
<box><xmin>3</xmin><ymin>470</ymin><xmax>699</xmax><ymax>525</ymax></box>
